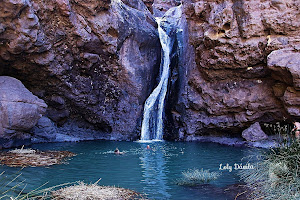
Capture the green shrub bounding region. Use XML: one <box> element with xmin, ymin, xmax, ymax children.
<box><xmin>176</xmin><ymin>168</ymin><xmax>221</xmax><ymax>186</ymax></box>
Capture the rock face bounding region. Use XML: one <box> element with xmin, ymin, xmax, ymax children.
<box><xmin>0</xmin><ymin>0</ymin><xmax>161</xmax><ymax>142</ymax></box>
<box><xmin>142</xmin><ymin>0</ymin><xmax>182</xmax><ymax>16</ymax></box>
<box><xmin>168</xmin><ymin>0</ymin><xmax>300</xmax><ymax>140</ymax></box>
<box><xmin>242</xmin><ymin>122</ymin><xmax>268</xmax><ymax>142</ymax></box>
<box><xmin>268</xmin><ymin>49</ymin><xmax>300</xmax><ymax>117</ymax></box>
<box><xmin>0</xmin><ymin>0</ymin><xmax>299</xmax><ymax>144</ymax></box>
<box><xmin>31</xmin><ymin>116</ymin><xmax>57</xmax><ymax>143</ymax></box>
<box><xmin>0</xmin><ymin>76</ymin><xmax>47</xmax><ymax>148</ymax></box>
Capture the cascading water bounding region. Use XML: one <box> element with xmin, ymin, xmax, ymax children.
<box><xmin>140</xmin><ymin>6</ymin><xmax>182</xmax><ymax>141</ymax></box>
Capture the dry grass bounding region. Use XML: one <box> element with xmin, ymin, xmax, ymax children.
<box><xmin>0</xmin><ymin>148</ymin><xmax>75</xmax><ymax>167</ymax></box>
<box><xmin>176</xmin><ymin>168</ymin><xmax>221</xmax><ymax>186</ymax></box>
<box><xmin>9</xmin><ymin>148</ymin><xmax>37</xmax><ymax>154</ymax></box>
<box><xmin>52</xmin><ymin>182</ymin><xmax>147</xmax><ymax>200</ymax></box>
<box><xmin>240</xmin><ymin>139</ymin><xmax>300</xmax><ymax>200</ymax></box>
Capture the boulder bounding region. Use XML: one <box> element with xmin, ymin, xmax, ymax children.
<box><xmin>31</xmin><ymin>117</ymin><xmax>57</xmax><ymax>143</ymax></box>
<box><xmin>0</xmin><ymin>76</ymin><xmax>47</xmax><ymax>148</ymax></box>
<box><xmin>268</xmin><ymin>49</ymin><xmax>300</xmax><ymax>88</ymax></box>
<box><xmin>242</xmin><ymin>122</ymin><xmax>268</xmax><ymax>142</ymax></box>
<box><xmin>267</xmin><ymin>49</ymin><xmax>300</xmax><ymax>117</ymax></box>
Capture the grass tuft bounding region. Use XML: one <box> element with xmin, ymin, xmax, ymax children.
<box><xmin>240</xmin><ymin>138</ymin><xmax>300</xmax><ymax>199</ymax></box>
<box><xmin>0</xmin><ymin>169</ymin><xmax>74</xmax><ymax>200</ymax></box>
<box><xmin>176</xmin><ymin>168</ymin><xmax>221</xmax><ymax>186</ymax></box>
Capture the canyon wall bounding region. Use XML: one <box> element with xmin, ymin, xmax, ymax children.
<box><xmin>0</xmin><ymin>0</ymin><xmax>300</xmax><ymax>146</ymax></box>
<box><xmin>169</xmin><ymin>0</ymin><xmax>300</xmax><ymax>140</ymax></box>
<box><xmin>0</xmin><ymin>0</ymin><xmax>161</xmax><ymax>146</ymax></box>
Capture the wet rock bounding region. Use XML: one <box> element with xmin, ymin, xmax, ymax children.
<box><xmin>142</xmin><ymin>0</ymin><xmax>155</xmax><ymax>12</ymax></box>
<box><xmin>152</xmin><ymin>0</ymin><xmax>182</xmax><ymax>16</ymax></box>
<box><xmin>242</xmin><ymin>122</ymin><xmax>268</xmax><ymax>142</ymax></box>
<box><xmin>185</xmin><ymin>136</ymin><xmax>246</xmax><ymax>147</ymax></box>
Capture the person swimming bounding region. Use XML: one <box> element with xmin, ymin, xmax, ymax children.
<box><xmin>146</xmin><ymin>145</ymin><xmax>151</xmax><ymax>150</ymax></box>
<box><xmin>114</xmin><ymin>148</ymin><xmax>124</xmax><ymax>155</ymax></box>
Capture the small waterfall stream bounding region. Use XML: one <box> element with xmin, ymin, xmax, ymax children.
<box><xmin>140</xmin><ymin>6</ymin><xmax>182</xmax><ymax>141</ymax></box>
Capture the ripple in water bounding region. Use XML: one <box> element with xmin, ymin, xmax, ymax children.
<box><xmin>1</xmin><ymin>141</ymin><xmax>257</xmax><ymax>200</ymax></box>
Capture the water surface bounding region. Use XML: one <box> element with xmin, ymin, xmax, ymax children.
<box><xmin>1</xmin><ymin>141</ymin><xmax>255</xmax><ymax>200</ymax></box>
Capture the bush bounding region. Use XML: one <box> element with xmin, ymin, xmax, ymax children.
<box><xmin>240</xmin><ymin>139</ymin><xmax>300</xmax><ymax>200</ymax></box>
<box><xmin>176</xmin><ymin>168</ymin><xmax>221</xmax><ymax>186</ymax></box>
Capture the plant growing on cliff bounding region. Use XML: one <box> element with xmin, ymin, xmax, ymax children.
<box><xmin>240</xmin><ymin>139</ymin><xmax>300</xmax><ymax>200</ymax></box>
<box><xmin>176</xmin><ymin>168</ymin><xmax>221</xmax><ymax>186</ymax></box>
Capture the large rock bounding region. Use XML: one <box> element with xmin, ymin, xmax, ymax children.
<box><xmin>267</xmin><ymin>49</ymin><xmax>300</xmax><ymax>117</ymax></box>
<box><xmin>268</xmin><ymin>49</ymin><xmax>300</xmax><ymax>88</ymax></box>
<box><xmin>168</xmin><ymin>0</ymin><xmax>300</xmax><ymax>139</ymax></box>
<box><xmin>0</xmin><ymin>76</ymin><xmax>47</xmax><ymax>148</ymax></box>
<box><xmin>242</xmin><ymin>122</ymin><xmax>268</xmax><ymax>142</ymax></box>
<box><xmin>0</xmin><ymin>0</ymin><xmax>161</xmax><ymax>140</ymax></box>
<box><xmin>31</xmin><ymin>116</ymin><xmax>57</xmax><ymax>143</ymax></box>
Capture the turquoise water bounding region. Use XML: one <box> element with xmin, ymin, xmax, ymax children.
<box><xmin>1</xmin><ymin>141</ymin><xmax>255</xmax><ymax>199</ymax></box>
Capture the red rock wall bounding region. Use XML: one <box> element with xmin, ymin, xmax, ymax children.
<box><xmin>0</xmin><ymin>0</ymin><xmax>299</xmax><ymax>142</ymax></box>
<box><xmin>170</xmin><ymin>0</ymin><xmax>300</xmax><ymax>139</ymax></box>
<box><xmin>0</xmin><ymin>0</ymin><xmax>161</xmax><ymax>140</ymax></box>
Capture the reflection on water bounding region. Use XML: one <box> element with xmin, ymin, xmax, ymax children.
<box><xmin>1</xmin><ymin>141</ymin><xmax>258</xmax><ymax>200</ymax></box>
<box><xmin>139</xmin><ymin>142</ymin><xmax>171</xmax><ymax>199</ymax></box>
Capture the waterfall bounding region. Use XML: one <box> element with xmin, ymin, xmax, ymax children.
<box><xmin>140</xmin><ymin>6</ymin><xmax>182</xmax><ymax>141</ymax></box>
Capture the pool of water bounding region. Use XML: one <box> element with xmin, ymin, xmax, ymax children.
<box><xmin>1</xmin><ymin>141</ymin><xmax>256</xmax><ymax>199</ymax></box>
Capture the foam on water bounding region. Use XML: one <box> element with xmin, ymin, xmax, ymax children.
<box><xmin>140</xmin><ymin>6</ymin><xmax>182</xmax><ymax>141</ymax></box>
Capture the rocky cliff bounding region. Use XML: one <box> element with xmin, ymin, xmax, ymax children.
<box><xmin>0</xmin><ymin>0</ymin><xmax>299</xmax><ymax>146</ymax></box>
<box><xmin>0</xmin><ymin>0</ymin><xmax>161</xmax><ymax>146</ymax></box>
<box><xmin>169</xmin><ymin>0</ymin><xmax>300</xmax><ymax>140</ymax></box>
